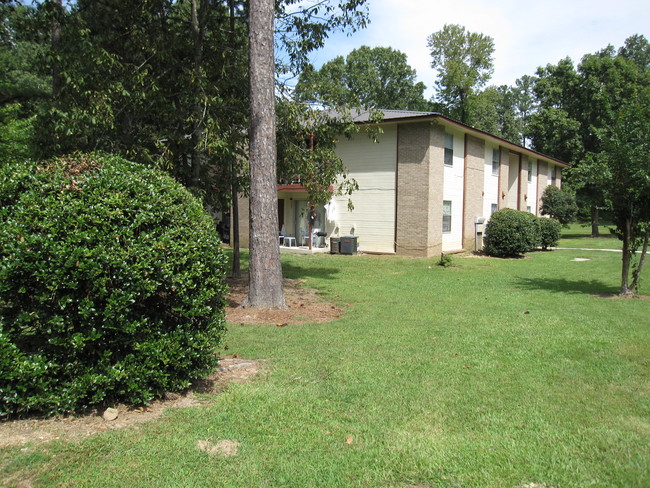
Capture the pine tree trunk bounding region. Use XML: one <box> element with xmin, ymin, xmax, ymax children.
<box><xmin>51</xmin><ymin>0</ymin><xmax>63</xmax><ymax>97</ymax></box>
<box><xmin>190</xmin><ymin>0</ymin><xmax>207</xmax><ymax>187</ymax></box>
<box><xmin>228</xmin><ymin>0</ymin><xmax>241</xmax><ymax>279</ymax></box>
<box><xmin>245</xmin><ymin>0</ymin><xmax>285</xmax><ymax>308</ymax></box>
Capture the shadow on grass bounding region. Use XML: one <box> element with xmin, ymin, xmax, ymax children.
<box><xmin>281</xmin><ymin>261</ymin><xmax>341</xmax><ymax>281</ymax></box>
<box><xmin>515</xmin><ymin>276</ymin><xmax>618</xmax><ymax>296</ymax></box>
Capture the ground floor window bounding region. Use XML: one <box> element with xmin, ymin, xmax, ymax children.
<box><xmin>490</xmin><ymin>203</ymin><xmax>498</xmax><ymax>215</ymax></box>
<box><xmin>442</xmin><ymin>200</ymin><xmax>452</xmax><ymax>233</ymax></box>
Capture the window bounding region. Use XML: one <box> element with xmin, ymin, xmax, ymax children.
<box><xmin>527</xmin><ymin>206</ymin><xmax>532</xmax><ymax>213</ymax></box>
<box><xmin>550</xmin><ymin>166</ymin><xmax>557</xmax><ymax>185</ymax></box>
<box><xmin>492</xmin><ymin>149</ymin><xmax>499</xmax><ymax>176</ymax></box>
<box><xmin>527</xmin><ymin>160</ymin><xmax>533</xmax><ymax>182</ymax></box>
<box><xmin>444</xmin><ymin>134</ymin><xmax>454</xmax><ymax>166</ymax></box>
<box><xmin>442</xmin><ymin>200</ymin><xmax>452</xmax><ymax>232</ymax></box>
<box><xmin>490</xmin><ymin>203</ymin><xmax>498</xmax><ymax>215</ymax></box>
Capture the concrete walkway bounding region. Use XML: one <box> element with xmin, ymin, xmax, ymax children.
<box><xmin>552</xmin><ymin>247</ymin><xmax>623</xmax><ymax>252</ymax></box>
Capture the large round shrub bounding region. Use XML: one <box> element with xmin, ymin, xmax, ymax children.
<box><xmin>484</xmin><ymin>208</ymin><xmax>541</xmax><ymax>257</ymax></box>
<box><xmin>0</xmin><ymin>154</ymin><xmax>227</xmax><ymax>417</ymax></box>
<box><xmin>538</xmin><ymin>217</ymin><xmax>562</xmax><ymax>250</ymax></box>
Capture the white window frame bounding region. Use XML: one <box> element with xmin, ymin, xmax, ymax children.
<box><xmin>492</xmin><ymin>149</ymin><xmax>499</xmax><ymax>176</ymax></box>
<box><xmin>442</xmin><ymin>200</ymin><xmax>452</xmax><ymax>233</ymax></box>
<box><xmin>444</xmin><ymin>134</ymin><xmax>454</xmax><ymax>166</ymax></box>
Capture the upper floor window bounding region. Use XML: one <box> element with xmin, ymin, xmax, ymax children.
<box><xmin>492</xmin><ymin>149</ymin><xmax>499</xmax><ymax>176</ymax></box>
<box><xmin>527</xmin><ymin>160</ymin><xmax>533</xmax><ymax>182</ymax></box>
<box><xmin>550</xmin><ymin>166</ymin><xmax>557</xmax><ymax>185</ymax></box>
<box><xmin>444</xmin><ymin>134</ymin><xmax>454</xmax><ymax>166</ymax></box>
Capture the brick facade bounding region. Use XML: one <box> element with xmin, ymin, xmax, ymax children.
<box><xmin>395</xmin><ymin>122</ymin><xmax>444</xmax><ymax>257</ymax></box>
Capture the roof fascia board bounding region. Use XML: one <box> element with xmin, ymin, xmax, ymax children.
<box><xmin>355</xmin><ymin>113</ymin><xmax>569</xmax><ymax>168</ymax></box>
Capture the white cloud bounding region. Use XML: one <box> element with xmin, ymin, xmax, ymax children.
<box><xmin>309</xmin><ymin>0</ymin><xmax>649</xmax><ymax>99</ymax></box>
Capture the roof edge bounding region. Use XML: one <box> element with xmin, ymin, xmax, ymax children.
<box><xmin>351</xmin><ymin>110</ymin><xmax>570</xmax><ymax>168</ymax></box>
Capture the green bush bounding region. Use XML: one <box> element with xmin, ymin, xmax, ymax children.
<box><xmin>0</xmin><ymin>154</ymin><xmax>227</xmax><ymax>417</ymax></box>
<box><xmin>538</xmin><ymin>217</ymin><xmax>562</xmax><ymax>250</ymax></box>
<box><xmin>540</xmin><ymin>186</ymin><xmax>578</xmax><ymax>225</ymax></box>
<box><xmin>484</xmin><ymin>208</ymin><xmax>541</xmax><ymax>257</ymax></box>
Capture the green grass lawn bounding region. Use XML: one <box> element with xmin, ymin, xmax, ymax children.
<box><xmin>2</xmin><ymin>229</ymin><xmax>649</xmax><ymax>488</ymax></box>
<box><xmin>559</xmin><ymin>223</ymin><xmax>622</xmax><ymax>250</ymax></box>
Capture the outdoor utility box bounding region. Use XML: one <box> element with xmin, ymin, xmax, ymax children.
<box><xmin>340</xmin><ymin>236</ymin><xmax>358</xmax><ymax>255</ymax></box>
<box><xmin>330</xmin><ymin>237</ymin><xmax>340</xmax><ymax>254</ymax></box>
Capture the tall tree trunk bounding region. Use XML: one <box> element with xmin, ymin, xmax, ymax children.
<box><xmin>229</xmin><ymin>0</ymin><xmax>241</xmax><ymax>279</ymax></box>
<box><xmin>51</xmin><ymin>0</ymin><xmax>63</xmax><ymax>97</ymax></box>
<box><xmin>630</xmin><ymin>226</ymin><xmax>649</xmax><ymax>293</ymax></box>
<box><xmin>230</xmin><ymin>166</ymin><xmax>241</xmax><ymax>279</ymax></box>
<box><xmin>590</xmin><ymin>205</ymin><xmax>600</xmax><ymax>237</ymax></box>
<box><xmin>620</xmin><ymin>216</ymin><xmax>633</xmax><ymax>295</ymax></box>
<box><xmin>246</xmin><ymin>0</ymin><xmax>285</xmax><ymax>308</ymax></box>
<box><xmin>190</xmin><ymin>0</ymin><xmax>207</xmax><ymax>187</ymax></box>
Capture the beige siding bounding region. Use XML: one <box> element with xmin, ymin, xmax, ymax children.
<box><xmin>332</xmin><ymin>125</ymin><xmax>397</xmax><ymax>253</ymax></box>
<box><xmin>442</xmin><ymin>128</ymin><xmax>465</xmax><ymax>251</ymax></box>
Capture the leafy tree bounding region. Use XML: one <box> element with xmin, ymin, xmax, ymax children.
<box><xmin>0</xmin><ymin>2</ymin><xmax>51</xmax><ymax>160</ymax></box>
<box><xmin>512</xmin><ymin>75</ymin><xmax>537</xmax><ymax>147</ymax></box>
<box><xmin>3</xmin><ymin>0</ymin><xmax>370</xmax><ymax>291</ymax></box>
<box><xmin>427</xmin><ymin>24</ymin><xmax>494</xmax><ymax>123</ymax></box>
<box><xmin>593</xmin><ymin>88</ymin><xmax>650</xmax><ymax>295</ymax></box>
<box><xmin>471</xmin><ymin>85</ymin><xmax>520</xmax><ymax>143</ymax></box>
<box><xmin>294</xmin><ymin>45</ymin><xmax>430</xmax><ymax>110</ymax></box>
<box><xmin>529</xmin><ymin>37</ymin><xmax>648</xmax><ymax>235</ymax></box>
<box><xmin>540</xmin><ymin>186</ymin><xmax>578</xmax><ymax>225</ymax></box>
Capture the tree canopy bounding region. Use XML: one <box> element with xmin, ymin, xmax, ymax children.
<box><xmin>427</xmin><ymin>24</ymin><xmax>494</xmax><ymax>124</ymax></box>
<box><xmin>294</xmin><ymin>45</ymin><xmax>430</xmax><ymax>110</ymax></box>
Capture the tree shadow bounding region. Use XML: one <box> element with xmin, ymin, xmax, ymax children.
<box><xmin>515</xmin><ymin>276</ymin><xmax>618</xmax><ymax>296</ymax></box>
<box><xmin>281</xmin><ymin>261</ymin><xmax>341</xmax><ymax>281</ymax></box>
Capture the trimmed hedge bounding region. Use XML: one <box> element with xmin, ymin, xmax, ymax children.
<box><xmin>484</xmin><ymin>208</ymin><xmax>541</xmax><ymax>257</ymax></box>
<box><xmin>0</xmin><ymin>154</ymin><xmax>227</xmax><ymax>417</ymax></box>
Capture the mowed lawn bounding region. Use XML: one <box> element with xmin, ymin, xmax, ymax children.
<box><xmin>2</xmin><ymin>231</ymin><xmax>649</xmax><ymax>488</ymax></box>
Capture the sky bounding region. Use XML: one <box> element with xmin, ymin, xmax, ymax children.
<box><xmin>307</xmin><ymin>0</ymin><xmax>650</xmax><ymax>99</ymax></box>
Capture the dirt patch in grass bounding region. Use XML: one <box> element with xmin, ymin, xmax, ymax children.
<box><xmin>0</xmin><ymin>358</ymin><xmax>260</xmax><ymax>449</ymax></box>
<box><xmin>592</xmin><ymin>293</ymin><xmax>650</xmax><ymax>300</ymax></box>
<box><xmin>225</xmin><ymin>274</ymin><xmax>345</xmax><ymax>325</ymax></box>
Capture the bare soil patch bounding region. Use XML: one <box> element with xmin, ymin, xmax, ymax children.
<box><xmin>0</xmin><ymin>358</ymin><xmax>260</xmax><ymax>449</ymax></box>
<box><xmin>592</xmin><ymin>293</ymin><xmax>650</xmax><ymax>300</ymax></box>
<box><xmin>225</xmin><ymin>274</ymin><xmax>344</xmax><ymax>325</ymax></box>
<box><xmin>1</xmin><ymin>277</ymin><xmax>342</xmax><ymax>449</ymax></box>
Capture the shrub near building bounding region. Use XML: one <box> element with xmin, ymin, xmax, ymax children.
<box><xmin>484</xmin><ymin>208</ymin><xmax>541</xmax><ymax>257</ymax></box>
<box><xmin>0</xmin><ymin>154</ymin><xmax>227</xmax><ymax>417</ymax></box>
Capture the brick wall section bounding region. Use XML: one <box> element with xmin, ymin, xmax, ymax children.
<box><xmin>462</xmin><ymin>134</ymin><xmax>485</xmax><ymax>251</ymax></box>
<box><xmin>396</xmin><ymin>122</ymin><xmax>430</xmax><ymax>257</ymax></box>
<box><xmin>427</xmin><ymin>124</ymin><xmax>445</xmax><ymax>257</ymax></box>
<box><xmin>498</xmin><ymin>148</ymin><xmax>510</xmax><ymax>209</ymax></box>
<box><xmin>536</xmin><ymin>160</ymin><xmax>548</xmax><ymax>214</ymax></box>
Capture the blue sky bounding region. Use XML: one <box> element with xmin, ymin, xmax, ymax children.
<box><xmin>307</xmin><ymin>0</ymin><xmax>650</xmax><ymax>99</ymax></box>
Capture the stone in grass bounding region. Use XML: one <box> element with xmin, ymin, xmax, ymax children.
<box><xmin>102</xmin><ymin>408</ymin><xmax>119</xmax><ymax>421</ymax></box>
<box><xmin>197</xmin><ymin>440</ymin><xmax>240</xmax><ymax>458</ymax></box>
